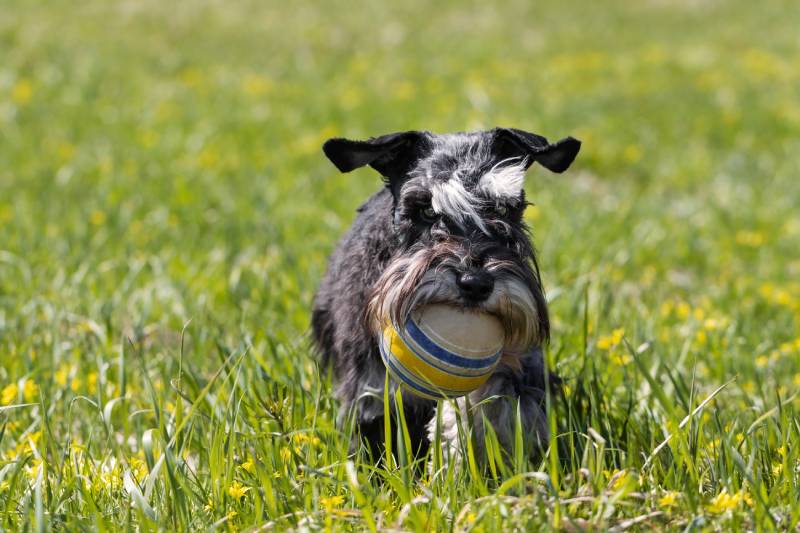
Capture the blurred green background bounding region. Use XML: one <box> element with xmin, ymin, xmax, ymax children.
<box><xmin>2</xmin><ymin>0</ymin><xmax>800</xmax><ymax>529</ymax></box>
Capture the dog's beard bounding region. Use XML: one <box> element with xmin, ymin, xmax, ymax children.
<box><xmin>366</xmin><ymin>243</ymin><xmax>545</xmax><ymax>356</ymax></box>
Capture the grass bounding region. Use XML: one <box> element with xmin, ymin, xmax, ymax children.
<box><xmin>1</xmin><ymin>0</ymin><xmax>800</xmax><ymax>529</ymax></box>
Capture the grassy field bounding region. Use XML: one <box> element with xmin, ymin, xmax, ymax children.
<box><xmin>2</xmin><ymin>0</ymin><xmax>800</xmax><ymax>530</ymax></box>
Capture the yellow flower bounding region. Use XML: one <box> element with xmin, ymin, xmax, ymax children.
<box><xmin>55</xmin><ymin>364</ymin><xmax>70</xmax><ymax>386</ymax></box>
<box><xmin>227</xmin><ymin>481</ymin><xmax>250</xmax><ymax>499</ymax></box>
<box><xmin>610</xmin><ymin>351</ymin><xmax>633</xmax><ymax>365</ymax></box>
<box><xmin>707</xmin><ymin>490</ymin><xmax>742</xmax><ymax>513</ymax></box>
<box><xmin>597</xmin><ymin>336</ymin><xmax>613</xmax><ymax>350</ymax></box>
<box><xmin>597</xmin><ymin>328</ymin><xmax>624</xmax><ymax>350</ymax></box>
<box><xmin>89</xmin><ymin>210</ymin><xmax>107</xmax><ymax>226</ymax></box>
<box><xmin>26</xmin><ymin>459</ymin><xmax>43</xmax><ymax>480</ymax></box>
<box><xmin>292</xmin><ymin>433</ymin><xmax>321</xmax><ymax>448</ymax></box>
<box><xmin>320</xmin><ymin>495</ymin><xmax>344</xmax><ymax>510</ymax></box>
<box><xmin>130</xmin><ymin>456</ymin><xmax>148</xmax><ymax>481</ymax></box>
<box><xmin>1</xmin><ymin>383</ymin><xmax>18</xmax><ymax>405</ymax></box>
<box><xmin>0</xmin><ymin>480</ymin><xmax>9</xmax><ymax>492</ymax></box>
<box><xmin>755</xmin><ymin>355</ymin><xmax>769</xmax><ymax>368</ymax></box>
<box><xmin>609</xmin><ymin>469</ymin><xmax>635</xmax><ymax>491</ymax></box>
<box><xmin>12</xmin><ymin>79</ymin><xmax>33</xmax><ymax>105</ymax></box>
<box><xmin>280</xmin><ymin>447</ymin><xmax>292</xmax><ymax>462</ymax></box>
<box><xmin>658</xmin><ymin>491</ymin><xmax>680</xmax><ymax>507</ymax></box>
<box><xmin>22</xmin><ymin>380</ymin><xmax>38</xmax><ymax>402</ymax></box>
<box><xmin>240</xmin><ymin>458</ymin><xmax>255</xmax><ymax>474</ymax></box>
<box><xmin>735</xmin><ymin>230</ymin><xmax>765</xmax><ymax>247</ymax></box>
<box><xmin>622</xmin><ymin>144</ymin><xmax>643</xmax><ymax>163</ymax></box>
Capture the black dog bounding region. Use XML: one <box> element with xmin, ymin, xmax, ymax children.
<box><xmin>312</xmin><ymin>128</ymin><xmax>580</xmax><ymax>463</ymax></box>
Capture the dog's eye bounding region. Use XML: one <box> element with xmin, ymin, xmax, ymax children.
<box><xmin>420</xmin><ymin>206</ymin><xmax>438</xmax><ymax>223</ymax></box>
<box><xmin>496</xmin><ymin>205</ymin><xmax>508</xmax><ymax>217</ymax></box>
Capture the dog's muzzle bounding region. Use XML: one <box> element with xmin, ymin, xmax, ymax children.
<box><xmin>367</xmin><ymin>242</ymin><xmax>545</xmax><ymax>357</ymax></box>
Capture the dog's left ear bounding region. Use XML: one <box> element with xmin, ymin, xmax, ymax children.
<box><xmin>492</xmin><ymin>128</ymin><xmax>581</xmax><ymax>173</ymax></box>
<box><xmin>322</xmin><ymin>131</ymin><xmax>427</xmax><ymax>181</ymax></box>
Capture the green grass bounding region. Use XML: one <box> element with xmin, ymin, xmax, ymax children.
<box><xmin>2</xmin><ymin>0</ymin><xmax>800</xmax><ymax>530</ymax></box>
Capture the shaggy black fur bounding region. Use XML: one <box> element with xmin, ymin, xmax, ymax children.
<box><xmin>312</xmin><ymin>128</ymin><xmax>580</xmax><ymax>462</ymax></box>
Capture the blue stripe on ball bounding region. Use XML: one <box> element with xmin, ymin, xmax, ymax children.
<box><xmin>404</xmin><ymin>316</ymin><xmax>502</xmax><ymax>370</ymax></box>
<box><xmin>379</xmin><ymin>335</ymin><xmax>467</xmax><ymax>399</ymax></box>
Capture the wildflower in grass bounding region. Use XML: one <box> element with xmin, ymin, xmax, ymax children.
<box><xmin>228</xmin><ymin>481</ymin><xmax>249</xmax><ymax>499</ymax></box>
<box><xmin>597</xmin><ymin>328</ymin><xmax>625</xmax><ymax>350</ymax></box>
<box><xmin>772</xmin><ymin>462</ymin><xmax>783</xmax><ymax>476</ymax></box>
<box><xmin>703</xmin><ymin>318</ymin><xmax>726</xmax><ymax>331</ymax></box>
<box><xmin>280</xmin><ymin>447</ymin><xmax>292</xmax><ymax>462</ymax></box>
<box><xmin>707</xmin><ymin>489</ymin><xmax>743</xmax><ymax>513</ymax></box>
<box><xmin>54</xmin><ymin>364</ymin><xmax>71</xmax><ymax>386</ymax></box>
<box><xmin>658</xmin><ymin>491</ymin><xmax>680</xmax><ymax>507</ymax></box>
<box><xmin>1</xmin><ymin>383</ymin><xmax>18</xmax><ymax>405</ymax></box>
<box><xmin>755</xmin><ymin>355</ymin><xmax>769</xmax><ymax>368</ymax></box>
<box><xmin>676</xmin><ymin>301</ymin><xmax>691</xmax><ymax>319</ymax></box>
<box><xmin>735</xmin><ymin>230</ymin><xmax>765</xmax><ymax>247</ymax></box>
<box><xmin>622</xmin><ymin>144</ymin><xmax>643</xmax><ymax>163</ymax></box>
<box><xmin>0</xmin><ymin>480</ymin><xmax>9</xmax><ymax>492</ymax></box>
<box><xmin>695</xmin><ymin>330</ymin><xmax>707</xmax><ymax>344</ymax></box>
<box><xmin>240</xmin><ymin>458</ymin><xmax>256</xmax><ymax>474</ymax></box>
<box><xmin>12</xmin><ymin>79</ymin><xmax>33</xmax><ymax>105</ymax></box>
<box><xmin>292</xmin><ymin>432</ymin><xmax>321</xmax><ymax>448</ymax></box>
<box><xmin>90</xmin><ymin>210</ymin><xmax>107</xmax><ymax>226</ymax></box>
<box><xmin>87</xmin><ymin>372</ymin><xmax>98</xmax><ymax>394</ymax></box>
<box><xmin>26</xmin><ymin>459</ymin><xmax>43</xmax><ymax>480</ymax></box>
<box><xmin>692</xmin><ymin>307</ymin><xmax>706</xmax><ymax>321</ymax></box>
<box><xmin>130</xmin><ymin>456</ymin><xmax>148</xmax><ymax>482</ymax></box>
<box><xmin>22</xmin><ymin>380</ymin><xmax>38</xmax><ymax>402</ymax></box>
<box><xmin>320</xmin><ymin>495</ymin><xmax>344</xmax><ymax>510</ymax></box>
<box><xmin>609</xmin><ymin>469</ymin><xmax>636</xmax><ymax>491</ymax></box>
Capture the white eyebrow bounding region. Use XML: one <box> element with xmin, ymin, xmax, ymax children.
<box><xmin>478</xmin><ymin>157</ymin><xmax>527</xmax><ymax>198</ymax></box>
<box><xmin>430</xmin><ymin>176</ymin><xmax>488</xmax><ymax>234</ymax></box>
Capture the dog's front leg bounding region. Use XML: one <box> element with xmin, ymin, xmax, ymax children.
<box><xmin>429</xmin><ymin>348</ymin><xmax>551</xmax><ymax>468</ymax></box>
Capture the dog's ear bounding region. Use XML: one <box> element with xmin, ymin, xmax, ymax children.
<box><xmin>492</xmin><ymin>128</ymin><xmax>581</xmax><ymax>173</ymax></box>
<box><xmin>322</xmin><ymin>131</ymin><xmax>427</xmax><ymax>180</ymax></box>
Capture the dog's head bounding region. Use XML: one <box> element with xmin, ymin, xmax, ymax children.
<box><xmin>323</xmin><ymin>128</ymin><xmax>580</xmax><ymax>356</ymax></box>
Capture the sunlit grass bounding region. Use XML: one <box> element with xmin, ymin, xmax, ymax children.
<box><xmin>2</xmin><ymin>0</ymin><xmax>800</xmax><ymax>530</ymax></box>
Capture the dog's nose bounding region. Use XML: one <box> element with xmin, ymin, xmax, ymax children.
<box><xmin>456</xmin><ymin>271</ymin><xmax>494</xmax><ymax>302</ymax></box>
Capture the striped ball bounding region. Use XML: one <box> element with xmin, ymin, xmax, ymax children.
<box><xmin>379</xmin><ymin>304</ymin><xmax>504</xmax><ymax>400</ymax></box>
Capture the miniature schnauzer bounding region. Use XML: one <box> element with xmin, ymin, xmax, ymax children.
<box><xmin>312</xmin><ymin>128</ymin><xmax>581</xmax><ymax>463</ymax></box>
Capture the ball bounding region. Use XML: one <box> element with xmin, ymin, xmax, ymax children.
<box><xmin>379</xmin><ymin>304</ymin><xmax>504</xmax><ymax>400</ymax></box>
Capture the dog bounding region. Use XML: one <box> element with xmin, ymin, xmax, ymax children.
<box><xmin>312</xmin><ymin>128</ymin><xmax>581</xmax><ymax>464</ymax></box>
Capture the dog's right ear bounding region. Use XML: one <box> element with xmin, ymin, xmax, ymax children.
<box><xmin>322</xmin><ymin>131</ymin><xmax>426</xmax><ymax>181</ymax></box>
